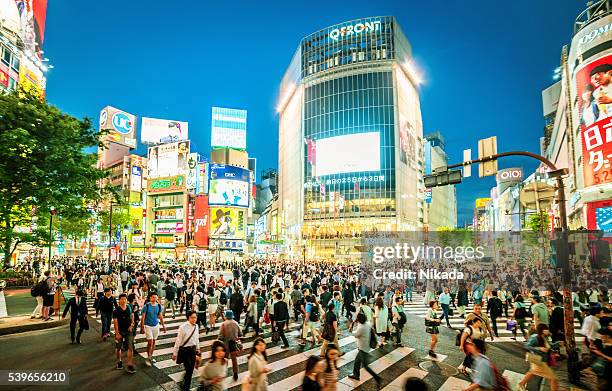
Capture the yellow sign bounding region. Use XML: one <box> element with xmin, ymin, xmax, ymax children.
<box><xmin>475</xmin><ymin>198</ymin><xmax>491</xmax><ymax>209</ymax></box>
<box><xmin>18</xmin><ymin>57</ymin><xmax>45</xmax><ymax>98</ymax></box>
<box><xmin>210</xmin><ymin>207</ymin><xmax>245</xmax><ymax>239</ymax></box>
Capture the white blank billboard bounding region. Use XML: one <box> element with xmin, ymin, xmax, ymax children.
<box><xmin>141</xmin><ymin>117</ymin><xmax>189</xmax><ymax>145</ymax></box>
<box><xmin>316</xmin><ymin>132</ymin><xmax>380</xmax><ymax>176</ymax></box>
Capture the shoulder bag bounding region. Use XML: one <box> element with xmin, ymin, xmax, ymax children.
<box><xmin>176</xmin><ymin>325</ymin><xmax>197</xmax><ymax>364</ymax></box>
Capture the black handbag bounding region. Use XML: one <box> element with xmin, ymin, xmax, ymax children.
<box><xmin>176</xmin><ymin>325</ymin><xmax>197</xmax><ymax>364</ymax></box>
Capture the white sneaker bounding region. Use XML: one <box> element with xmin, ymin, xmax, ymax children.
<box><xmin>145</xmin><ymin>358</ymin><xmax>152</xmax><ymax>367</ymax></box>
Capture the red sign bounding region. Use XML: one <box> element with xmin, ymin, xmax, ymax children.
<box><xmin>194</xmin><ymin>195</ymin><xmax>209</xmax><ymax>247</ymax></box>
<box><xmin>576</xmin><ymin>54</ymin><xmax>612</xmax><ymax>187</ymax></box>
<box><xmin>0</xmin><ymin>69</ymin><xmax>8</xmax><ymax>88</ymax></box>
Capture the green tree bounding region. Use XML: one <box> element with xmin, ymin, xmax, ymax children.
<box><xmin>0</xmin><ymin>90</ymin><xmax>108</xmax><ymax>268</ymax></box>
<box><xmin>527</xmin><ymin>211</ymin><xmax>549</xmax><ymax>232</ymax></box>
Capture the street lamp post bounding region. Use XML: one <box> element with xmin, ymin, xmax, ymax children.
<box><xmin>445</xmin><ymin>150</ymin><xmax>578</xmax><ymax>382</ymax></box>
<box><xmin>107</xmin><ymin>202</ymin><xmax>116</xmax><ymax>263</ymax></box>
<box><xmin>48</xmin><ymin>207</ymin><xmax>56</xmax><ymax>267</ymax></box>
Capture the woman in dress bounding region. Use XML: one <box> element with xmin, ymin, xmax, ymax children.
<box><xmin>373</xmin><ymin>296</ymin><xmax>389</xmax><ymax>347</ymax></box>
<box><xmin>199</xmin><ymin>340</ymin><xmax>228</xmax><ymax>391</ymax></box>
<box><xmin>247</xmin><ymin>338</ymin><xmax>270</xmax><ymax>391</ymax></box>
<box><xmin>425</xmin><ymin>300</ymin><xmax>441</xmax><ymax>358</ymax></box>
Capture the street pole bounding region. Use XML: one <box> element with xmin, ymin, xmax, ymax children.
<box><xmin>303</xmin><ymin>243</ymin><xmax>306</xmax><ymax>265</ymax></box>
<box><xmin>108</xmin><ymin>202</ymin><xmax>114</xmax><ymax>263</ymax></box>
<box><xmin>48</xmin><ymin>207</ymin><xmax>55</xmax><ymax>268</ymax></box>
<box><xmin>448</xmin><ymin>150</ymin><xmax>579</xmax><ymax>382</ymax></box>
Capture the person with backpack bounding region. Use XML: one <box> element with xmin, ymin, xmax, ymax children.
<box><xmin>193</xmin><ymin>286</ymin><xmax>208</xmax><ymax>332</ymax></box>
<box><xmin>61</xmin><ymin>289</ymin><xmax>89</xmax><ymax>344</ymax></box>
<box><xmin>290</xmin><ymin>285</ymin><xmax>302</xmax><ymax>321</ymax></box>
<box><xmin>463</xmin><ymin>339</ymin><xmax>509</xmax><ymax>391</ymax></box>
<box><xmin>41</xmin><ymin>271</ymin><xmax>56</xmax><ymax>321</ymax></box>
<box><xmin>487</xmin><ymin>291</ymin><xmax>503</xmax><ymax>337</ymax></box>
<box><xmin>511</xmin><ymin>294</ymin><xmax>528</xmax><ymax>340</ymax></box>
<box><xmin>391</xmin><ymin>296</ymin><xmax>407</xmax><ymax>347</ymax></box>
<box><xmin>300</xmin><ymin>295</ymin><xmax>322</xmax><ymax>346</ymax></box>
<box><xmin>244</xmin><ymin>295</ymin><xmax>260</xmax><ymax>336</ymax></box>
<box><xmin>113</xmin><ymin>293</ymin><xmax>136</xmax><ymax>373</ymax></box>
<box><xmin>348</xmin><ymin>312</ymin><xmax>381</xmax><ymax>385</ymax></box>
<box><xmin>30</xmin><ymin>274</ymin><xmax>46</xmax><ymax>319</ymax></box>
<box><xmin>140</xmin><ymin>292</ymin><xmax>167</xmax><ymax>367</ymax></box>
<box><xmin>163</xmin><ymin>279</ymin><xmax>177</xmax><ymax>319</ymax></box>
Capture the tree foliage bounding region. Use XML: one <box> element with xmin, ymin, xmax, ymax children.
<box><xmin>0</xmin><ymin>90</ymin><xmax>108</xmax><ymax>267</ymax></box>
<box><xmin>527</xmin><ymin>211</ymin><xmax>550</xmax><ymax>233</ymax></box>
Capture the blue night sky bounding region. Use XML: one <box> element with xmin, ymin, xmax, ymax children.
<box><xmin>43</xmin><ymin>0</ymin><xmax>585</xmax><ymax>226</ymax></box>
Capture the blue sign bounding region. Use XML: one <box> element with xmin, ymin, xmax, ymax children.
<box><xmin>425</xmin><ymin>188</ymin><xmax>433</xmax><ymax>203</ymax></box>
<box><xmin>209</xmin><ymin>164</ymin><xmax>250</xmax><ymax>207</ymax></box>
<box><xmin>112</xmin><ymin>112</ymin><xmax>133</xmax><ymax>134</ymax></box>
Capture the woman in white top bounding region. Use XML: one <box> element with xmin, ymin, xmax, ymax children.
<box><xmin>207</xmin><ymin>287</ymin><xmax>220</xmax><ymax>331</ymax></box>
<box><xmin>172</xmin><ymin>311</ymin><xmax>200</xmax><ymax>391</ymax></box>
<box><xmin>94</xmin><ymin>278</ymin><xmax>105</xmax><ymax>317</ymax></box>
<box><xmin>247</xmin><ymin>338</ymin><xmax>270</xmax><ymax>391</ymax></box>
<box><xmin>373</xmin><ymin>296</ymin><xmax>389</xmax><ymax>347</ymax></box>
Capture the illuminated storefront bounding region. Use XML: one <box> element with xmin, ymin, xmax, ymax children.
<box><xmin>277</xmin><ymin>16</ymin><xmax>424</xmax><ymax>262</ymax></box>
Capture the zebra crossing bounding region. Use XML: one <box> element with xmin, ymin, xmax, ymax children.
<box><xmin>61</xmin><ymin>289</ymin><xmax>569</xmax><ymax>390</ymax></box>
<box><xmin>402</xmin><ymin>293</ymin><xmax>585</xmax><ymax>343</ymax></box>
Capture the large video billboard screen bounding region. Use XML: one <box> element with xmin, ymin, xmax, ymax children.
<box><xmin>576</xmin><ymin>53</ymin><xmax>612</xmax><ymax>187</ymax></box>
<box><xmin>141</xmin><ymin>117</ymin><xmax>189</xmax><ymax>145</ymax></box>
<box><xmin>147</xmin><ymin>141</ymin><xmax>190</xmax><ymax>178</ymax></box>
<box><xmin>208</xmin><ymin>164</ymin><xmax>250</xmax><ymax>207</ymax></box>
<box><xmin>211</xmin><ymin>107</ymin><xmax>247</xmax><ymax>150</ymax></box>
<box><xmin>14</xmin><ymin>0</ymin><xmax>47</xmax><ymax>59</ymax></box>
<box><xmin>315</xmin><ymin>132</ymin><xmax>380</xmax><ymax>176</ymax></box>
<box><xmin>209</xmin><ymin>207</ymin><xmax>245</xmax><ymax>239</ymax></box>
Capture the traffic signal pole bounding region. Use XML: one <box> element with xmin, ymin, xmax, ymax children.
<box><xmin>446</xmin><ymin>150</ymin><xmax>579</xmax><ymax>383</ymax></box>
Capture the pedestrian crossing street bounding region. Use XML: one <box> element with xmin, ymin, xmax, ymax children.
<box><xmin>402</xmin><ymin>293</ymin><xmax>585</xmax><ymax>344</ymax></box>
<box><xmin>60</xmin><ymin>289</ymin><xmax>579</xmax><ymax>390</ymax></box>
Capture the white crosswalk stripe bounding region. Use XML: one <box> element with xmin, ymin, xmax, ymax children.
<box><xmin>60</xmin><ymin>289</ymin><xmax>559</xmax><ymax>390</ymax></box>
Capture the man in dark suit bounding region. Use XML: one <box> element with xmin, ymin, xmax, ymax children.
<box><xmin>273</xmin><ymin>292</ymin><xmax>290</xmax><ymax>348</ymax></box>
<box><xmin>62</xmin><ymin>290</ymin><xmax>89</xmax><ymax>344</ymax></box>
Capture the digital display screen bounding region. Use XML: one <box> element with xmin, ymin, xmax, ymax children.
<box><xmin>315</xmin><ymin>132</ymin><xmax>380</xmax><ymax>176</ymax></box>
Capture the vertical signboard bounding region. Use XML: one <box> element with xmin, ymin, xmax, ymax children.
<box><xmin>194</xmin><ymin>196</ymin><xmax>210</xmax><ymax>247</ymax></box>
<box><xmin>575</xmin><ymin>54</ymin><xmax>612</xmax><ymax>187</ymax></box>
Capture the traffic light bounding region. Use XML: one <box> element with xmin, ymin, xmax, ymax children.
<box><xmin>424</xmin><ymin>170</ymin><xmax>462</xmax><ymax>188</ymax></box>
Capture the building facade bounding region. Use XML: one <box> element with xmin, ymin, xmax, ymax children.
<box><xmin>277</xmin><ymin>17</ymin><xmax>424</xmax><ymax>262</ymax></box>
<box><xmin>543</xmin><ymin>0</ymin><xmax>612</xmax><ymax>232</ymax></box>
<box><xmin>423</xmin><ymin>132</ymin><xmax>457</xmax><ymax>230</ymax></box>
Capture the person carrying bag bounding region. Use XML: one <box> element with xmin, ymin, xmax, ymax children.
<box><xmin>173</xmin><ymin>311</ymin><xmax>201</xmax><ymax>391</ymax></box>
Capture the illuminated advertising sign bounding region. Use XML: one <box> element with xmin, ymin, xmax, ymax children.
<box><xmin>211</xmin><ymin>107</ymin><xmax>247</xmax><ymax>150</ymax></box>
<box><xmin>329</xmin><ymin>20</ymin><xmax>381</xmax><ymax>41</ymax></box>
<box><xmin>575</xmin><ymin>54</ymin><xmax>612</xmax><ymax>187</ymax></box>
<box><xmin>210</xmin><ymin>239</ymin><xmax>245</xmax><ymax>251</ymax></box>
<box><xmin>254</xmin><ymin>215</ymin><xmax>267</xmax><ymax>240</ymax></box>
<box><xmin>209</xmin><ymin>164</ymin><xmax>250</xmax><ymax>207</ymax></box>
<box><xmin>194</xmin><ymin>195</ymin><xmax>209</xmax><ymax>247</ymax></box>
<box><xmin>141</xmin><ymin>117</ymin><xmax>189</xmax><ymax>145</ymax></box>
<box><xmin>186</xmin><ymin>153</ymin><xmax>198</xmax><ymax>192</ymax></box>
<box><xmin>399</xmin><ymin>119</ymin><xmax>417</xmax><ymax>168</ymax></box>
<box><xmin>15</xmin><ymin>0</ymin><xmax>48</xmax><ymax>59</ymax></box>
<box><xmin>210</xmin><ymin>207</ymin><xmax>245</xmax><ymax>239</ymax></box>
<box><xmin>147</xmin><ymin>141</ymin><xmax>190</xmax><ymax>178</ymax></box>
<box><xmin>130</xmin><ymin>165</ymin><xmax>143</xmax><ymax>192</ymax></box>
<box><xmin>18</xmin><ymin>56</ymin><xmax>45</xmax><ymax>96</ymax></box>
<box><xmin>99</xmin><ymin>106</ymin><xmax>137</xmax><ymax>148</ymax></box>
<box><xmin>475</xmin><ymin>198</ymin><xmax>491</xmax><ymax>209</ymax></box>
<box><xmin>147</xmin><ymin>175</ymin><xmax>185</xmax><ymax>193</ymax></box>
<box><xmin>315</xmin><ymin>132</ymin><xmax>380</xmax><ymax>176</ymax></box>
<box><xmin>425</xmin><ymin>188</ymin><xmax>433</xmax><ymax>203</ymax></box>
<box><xmin>497</xmin><ymin>168</ymin><xmax>523</xmax><ymax>183</ymax></box>
<box><xmin>0</xmin><ymin>68</ymin><xmax>8</xmax><ymax>88</ymax></box>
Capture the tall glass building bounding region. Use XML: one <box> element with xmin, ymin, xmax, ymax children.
<box><xmin>277</xmin><ymin>17</ymin><xmax>424</xmax><ymax>262</ymax></box>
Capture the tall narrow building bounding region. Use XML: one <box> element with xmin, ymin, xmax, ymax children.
<box><xmin>277</xmin><ymin>17</ymin><xmax>424</xmax><ymax>262</ymax></box>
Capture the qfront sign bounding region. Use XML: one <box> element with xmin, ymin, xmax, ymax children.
<box><xmin>329</xmin><ymin>20</ymin><xmax>381</xmax><ymax>41</ymax></box>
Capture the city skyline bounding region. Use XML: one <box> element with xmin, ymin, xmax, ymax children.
<box><xmin>43</xmin><ymin>0</ymin><xmax>585</xmax><ymax>224</ymax></box>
